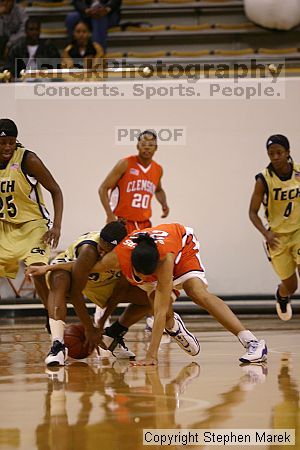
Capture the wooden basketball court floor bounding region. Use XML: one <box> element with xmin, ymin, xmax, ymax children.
<box><xmin>0</xmin><ymin>316</ymin><xmax>299</xmax><ymax>450</ymax></box>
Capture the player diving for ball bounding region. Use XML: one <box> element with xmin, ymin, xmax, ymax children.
<box><xmin>28</xmin><ymin>221</ymin><xmax>152</xmax><ymax>365</ymax></box>
<box><xmin>28</xmin><ymin>223</ymin><xmax>268</xmax><ymax>366</ymax></box>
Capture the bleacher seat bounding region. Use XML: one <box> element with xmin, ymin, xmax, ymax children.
<box><xmin>215</xmin><ymin>22</ymin><xmax>256</xmax><ymax>29</ymax></box>
<box><xmin>170</xmin><ymin>49</ymin><xmax>211</xmax><ymax>56</ymax></box>
<box><xmin>32</xmin><ymin>1</ymin><xmax>70</xmax><ymax>6</ymax></box>
<box><xmin>214</xmin><ymin>47</ymin><xmax>255</xmax><ymax>55</ymax></box>
<box><xmin>123</xmin><ymin>0</ymin><xmax>154</xmax><ymax>5</ymax></box>
<box><xmin>159</xmin><ymin>0</ymin><xmax>195</xmax><ymax>4</ymax></box>
<box><xmin>169</xmin><ymin>24</ymin><xmax>212</xmax><ymax>31</ymax></box>
<box><xmin>127</xmin><ymin>50</ymin><xmax>167</xmax><ymax>57</ymax></box>
<box><xmin>258</xmin><ymin>47</ymin><xmax>299</xmax><ymax>55</ymax></box>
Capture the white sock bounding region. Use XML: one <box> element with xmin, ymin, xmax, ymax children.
<box><xmin>94</xmin><ymin>306</ymin><xmax>104</xmax><ymax>321</ymax></box>
<box><xmin>49</xmin><ymin>318</ymin><xmax>65</xmax><ymax>343</ymax></box>
<box><xmin>238</xmin><ymin>330</ymin><xmax>258</xmax><ymax>348</ymax></box>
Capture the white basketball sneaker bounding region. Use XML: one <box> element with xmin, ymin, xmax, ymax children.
<box><xmin>165</xmin><ymin>313</ymin><xmax>200</xmax><ymax>356</ymax></box>
<box><xmin>45</xmin><ymin>340</ymin><xmax>68</xmax><ymax>366</ymax></box>
<box><xmin>102</xmin><ymin>334</ymin><xmax>136</xmax><ymax>360</ymax></box>
<box><xmin>239</xmin><ymin>340</ymin><xmax>268</xmax><ymax>364</ymax></box>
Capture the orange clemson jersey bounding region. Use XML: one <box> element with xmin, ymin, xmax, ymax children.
<box><xmin>114</xmin><ymin>223</ymin><xmax>205</xmax><ymax>285</ymax></box>
<box><xmin>110</xmin><ymin>155</ymin><xmax>162</xmax><ymax>222</ymax></box>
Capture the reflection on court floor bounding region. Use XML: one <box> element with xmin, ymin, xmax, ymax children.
<box><xmin>0</xmin><ymin>317</ymin><xmax>299</xmax><ymax>450</ymax></box>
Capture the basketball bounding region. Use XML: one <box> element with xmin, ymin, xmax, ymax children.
<box><xmin>64</xmin><ymin>323</ymin><xmax>91</xmax><ymax>359</ymax></box>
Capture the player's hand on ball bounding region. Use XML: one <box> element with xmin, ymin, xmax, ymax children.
<box><xmin>84</xmin><ymin>326</ymin><xmax>107</xmax><ymax>355</ymax></box>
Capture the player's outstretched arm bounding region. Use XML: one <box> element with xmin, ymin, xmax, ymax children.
<box><xmin>26</xmin><ymin>261</ymin><xmax>74</xmax><ymax>278</ymax></box>
<box><xmin>133</xmin><ymin>254</ymin><xmax>174</xmax><ymax>366</ymax></box>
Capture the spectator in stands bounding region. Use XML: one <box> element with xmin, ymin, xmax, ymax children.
<box><xmin>66</xmin><ymin>0</ymin><xmax>121</xmax><ymax>51</ymax></box>
<box><xmin>7</xmin><ymin>17</ymin><xmax>60</xmax><ymax>78</ymax></box>
<box><xmin>62</xmin><ymin>20</ymin><xmax>104</xmax><ymax>69</ymax></box>
<box><xmin>0</xmin><ymin>0</ymin><xmax>27</xmax><ymax>62</ymax></box>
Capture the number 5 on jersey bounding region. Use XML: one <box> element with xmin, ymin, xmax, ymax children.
<box><xmin>0</xmin><ymin>195</ymin><xmax>18</xmax><ymax>219</ymax></box>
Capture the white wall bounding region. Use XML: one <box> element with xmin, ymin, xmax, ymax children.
<box><xmin>1</xmin><ymin>76</ymin><xmax>299</xmax><ymax>295</ymax></box>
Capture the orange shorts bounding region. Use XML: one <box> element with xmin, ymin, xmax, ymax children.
<box><xmin>173</xmin><ymin>235</ymin><xmax>207</xmax><ymax>286</ymax></box>
<box><xmin>121</xmin><ymin>219</ymin><xmax>152</xmax><ymax>234</ymax></box>
<box><xmin>136</xmin><ymin>232</ymin><xmax>208</xmax><ymax>295</ymax></box>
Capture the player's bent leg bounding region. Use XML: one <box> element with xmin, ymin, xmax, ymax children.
<box><xmin>31</xmin><ymin>268</ymin><xmax>49</xmax><ymax>307</ymax></box>
<box><xmin>276</xmin><ymin>273</ymin><xmax>297</xmax><ymax>321</ymax></box>
<box><xmin>30</xmin><ymin>263</ymin><xmax>51</xmax><ymax>333</ymax></box>
<box><xmin>48</xmin><ymin>270</ymin><xmax>70</xmax><ymax>320</ymax></box>
<box><xmin>45</xmin><ymin>271</ymin><xmax>70</xmax><ymax>366</ymax></box>
<box><xmin>183</xmin><ymin>277</ymin><xmax>245</xmax><ymax>335</ymax></box>
<box><xmin>183</xmin><ymin>277</ymin><xmax>267</xmax><ymax>363</ymax></box>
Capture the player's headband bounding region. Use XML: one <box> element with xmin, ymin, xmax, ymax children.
<box><xmin>266</xmin><ymin>134</ymin><xmax>290</xmax><ymax>151</ymax></box>
<box><xmin>0</xmin><ymin>119</ymin><xmax>18</xmax><ymax>137</ymax></box>
<box><xmin>100</xmin><ymin>221</ymin><xmax>127</xmax><ymax>247</ymax></box>
<box><xmin>0</xmin><ymin>119</ymin><xmax>18</xmax><ymax>138</ymax></box>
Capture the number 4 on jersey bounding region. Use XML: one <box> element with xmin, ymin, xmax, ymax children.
<box><xmin>283</xmin><ymin>201</ymin><xmax>293</xmax><ymax>218</ymax></box>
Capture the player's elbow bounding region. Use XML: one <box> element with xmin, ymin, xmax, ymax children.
<box><xmin>99</xmin><ymin>182</ymin><xmax>109</xmax><ymax>197</ymax></box>
<box><xmin>50</xmin><ymin>183</ymin><xmax>63</xmax><ymax>199</ymax></box>
<box><xmin>249</xmin><ymin>209</ymin><xmax>257</xmax><ymax>223</ymax></box>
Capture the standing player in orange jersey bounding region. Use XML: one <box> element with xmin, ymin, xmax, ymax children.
<box><xmin>97</xmin><ymin>129</ymin><xmax>170</xmax><ymax>327</ymax></box>
<box><xmin>98</xmin><ymin>130</ymin><xmax>169</xmax><ymax>232</ymax></box>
